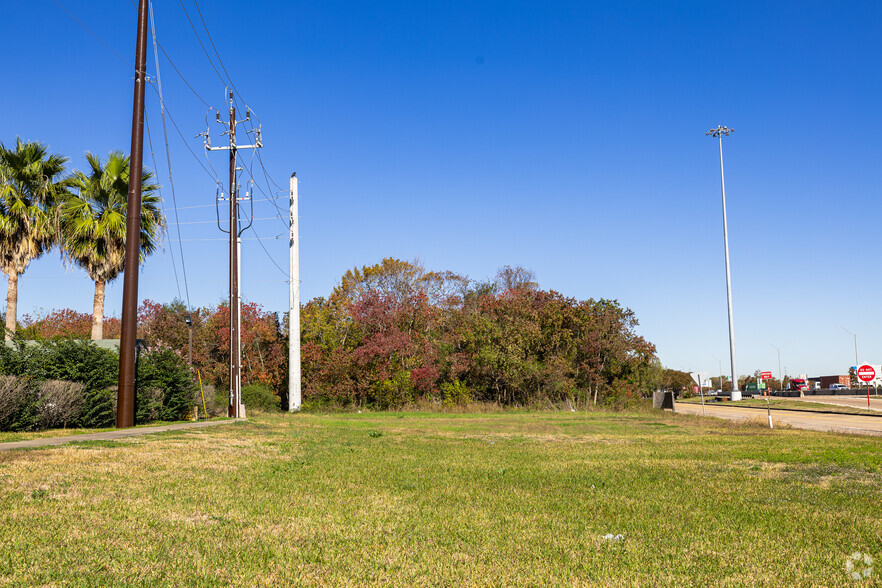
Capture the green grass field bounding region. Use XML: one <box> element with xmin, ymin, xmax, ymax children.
<box><xmin>1</xmin><ymin>410</ymin><xmax>880</xmax><ymax>586</ymax></box>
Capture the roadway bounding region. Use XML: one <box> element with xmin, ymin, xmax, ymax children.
<box><xmin>793</xmin><ymin>394</ymin><xmax>882</xmax><ymax>412</ymax></box>
<box><xmin>674</xmin><ymin>401</ymin><xmax>882</xmax><ymax>436</ymax></box>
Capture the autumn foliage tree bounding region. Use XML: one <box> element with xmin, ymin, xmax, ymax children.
<box><xmin>10</xmin><ymin>258</ymin><xmax>661</xmax><ymax>412</ymax></box>
<box><xmin>301</xmin><ymin>258</ymin><xmax>659</xmax><ymax>408</ymax></box>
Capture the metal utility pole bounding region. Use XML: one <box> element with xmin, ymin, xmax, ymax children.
<box><xmin>706</xmin><ymin>125</ymin><xmax>740</xmax><ymax>401</ymax></box>
<box><xmin>288</xmin><ymin>173</ymin><xmax>301</xmax><ymax>412</ymax></box>
<box><xmin>205</xmin><ymin>91</ymin><xmax>261</xmax><ymax>418</ymax></box>
<box><xmin>117</xmin><ymin>0</ymin><xmax>150</xmax><ymax>428</ymax></box>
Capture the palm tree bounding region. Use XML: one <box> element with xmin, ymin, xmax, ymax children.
<box><xmin>61</xmin><ymin>151</ymin><xmax>163</xmax><ymax>340</ymax></box>
<box><xmin>0</xmin><ymin>139</ymin><xmax>70</xmax><ymax>340</ymax></box>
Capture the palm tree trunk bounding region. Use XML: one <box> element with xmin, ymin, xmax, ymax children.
<box><xmin>91</xmin><ymin>280</ymin><xmax>105</xmax><ymax>340</ymax></box>
<box><xmin>5</xmin><ymin>273</ymin><xmax>17</xmax><ymax>340</ymax></box>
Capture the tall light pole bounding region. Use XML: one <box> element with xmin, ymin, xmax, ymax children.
<box><xmin>769</xmin><ymin>343</ymin><xmax>782</xmax><ymax>391</ymax></box>
<box><xmin>707</xmin><ymin>125</ymin><xmax>740</xmax><ymax>400</ymax></box>
<box><xmin>840</xmin><ymin>326</ymin><xmax>859</xmax><ymax>368</ymax></box>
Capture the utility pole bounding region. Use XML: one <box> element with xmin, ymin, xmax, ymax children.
<box><xmin>205</xmin><ymin>91</ymin><xmax>261</xmax><ymax>418</ymax></box>
<box><xmin>289</xmin><ymin>173</ymin><xmax>301</xmax><ymax>411</ymax></box>
<box><xmin>706</xmin><ymin>125</ymin><xmax>740</xmax><ymax>401</ymax></box>
<box><xmin>117</xmin><ymin>0</ymin><xmax>150</xmax><ymax>428</ymax></box>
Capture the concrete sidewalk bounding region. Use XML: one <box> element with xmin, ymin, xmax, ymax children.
<box><xmin>0</xmin><ymin>419</ymin><xmax>242</xmax><ymax>452</ymax></box>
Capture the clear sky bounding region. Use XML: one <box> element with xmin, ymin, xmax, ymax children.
<box><xmin>2</xmin><ymin>0</ymin><xmax>881</xmax><ymax>379</ymax></box>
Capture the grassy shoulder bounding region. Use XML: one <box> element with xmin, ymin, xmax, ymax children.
<box><xmin>0</xmin><ymin>410</ymin><xmax>879</xmax><ymax>586</ymax></box>
<box><xmin>678</xmin><ymin>396</ymin><xmax>879</xmax><ymax>416</ymax></box>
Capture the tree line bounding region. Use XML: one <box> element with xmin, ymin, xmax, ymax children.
<box><xmin>302</xmin><ymin>259</ymin><xmax>661</xmax><ymax>408</ymax></box>
<box><xmin>0</xmin><ymin>138</ymin><xmax>162</xmax><ymax>341</ymax></box>
<box><xmin>14</xmin><ymin>258</ymin><xmax>664</xmax><ymax>409</ymax></box>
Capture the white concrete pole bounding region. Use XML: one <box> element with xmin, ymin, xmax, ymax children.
<box><xmin>237</xmin><ymin>235</ymin><xmax>242</xmax><ymax>414</ymax></box>
<box><xmin>288</xmin><ymin>173</ymin><xmax>301</xmax><ymax>411</ymax></box>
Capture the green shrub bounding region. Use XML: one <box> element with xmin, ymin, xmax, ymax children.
<box><xmin>440</xmin><ymin>379</ymin><xmax>472</xmax><ymax>406</ymax></box>
<box><xmin>136</xmin><ymin>348</ymin><xmax>196</xmax><ymax>423</ymax></box>
<box><xmin>370</xmin><ymin>370</ymin><xmax>414</xmax><ymax>409</ymax></box>
<box><xmin>23</xmin><ymin>340</ymin><xmax>118</xmax><ymax>391</ymax></box>
<box><xmin>242</xmin><ymin>383</ymin><xmax>280</xmax><ymax>412</ymax></box>
<box><xmin>77</xmin><ymin>388</ymin><xmax>116</xmax><ymax>428</ymax></box>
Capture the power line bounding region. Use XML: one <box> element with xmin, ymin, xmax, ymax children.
<box><xmin>145</xmin><ymin>115</ymin><xmax>183</xmax><ymax>301</ymax></box>
<box><xmin>193</xmin><ymin>0</ymin><xmax>247</xmax><ymax>107</ymax></box>
<box><xmin>152</xmin><ymin>36</ymin><xmax>211</xmax><ymax>108</ymax></box>
<box><xmin>179</xmin><ymin>1</ymin><xmax>288</xmax><ymax>222</ymax></box>
<box><xmin>147</xmin><ymin>82</ymin><xmax>217</xmax><ymax>180</ymax></box>
<box><xmin>150</xmin><ymin>0</ymin><xmax>192</xmax><ymax>311</ymax></box>
<box><xmin>177</xmin><ymin>0</ymin><xmax>228</xmax><ymax>89</ymax></box>
<box><xmin>52</xmin><ymin>0</ymin><xmax>133</xmax><ymax>68</ymax></box>
<box><xmin>174</xmin><ymin>216</ymin><xmax>282</xmax><ymax>225</ymax></box>
<box><xmin>250</xmin><ymin>228</ymin><xmax>289</xmax><ymax>278</ymax></box>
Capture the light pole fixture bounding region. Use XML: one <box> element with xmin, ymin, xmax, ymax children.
<box><xmin>769</xmin><ymin>343</ymin><xmax>782</xmax><ymax>391</ymax></box>
<box><xmin>840</xmin><ymin>326</ymin><xmax>859</xmax><ymax>369</ymax></box>
<box><xmin>707</xmin><ymin>125</ymin><xmax>740</xmax><ymax>400</ymax></box>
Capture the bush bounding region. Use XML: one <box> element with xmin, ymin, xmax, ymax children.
<box><xmin>77</xmin><ymin>388</ymin><xmax>116</xmax><ymax>428</ymax></box>
<box><xmin>22</xmin><ymin>340</ymin><xmax>118</xmax><ymax>392</ymax></box>
<box><xmin>136</xmin><ymin>348</ymin><xmax>197</xmax><ymax>423</ymax></box>
<box><xmin>370</xmin><ymin>370</ymin><xmax>415</xmax><ymax>409</ymax></box>
<box><xmin>195</xmin><ymin>382</ymin><xmax>225</xmax><ymax>417</ymax></box>
<box><xmin>135</xmin><ymin>387</ymin><xmax>164</xmax><ymax>424</ymax></box>
<box><xmin>37</xmin><ymin>380</ymin><xmax>85</xmax><ymax>429</ymax></box>
<box><xmin>242</xmin><ymin>383</ymin><xmax>279</xmax><ymax>412</ymax></box>
<box><xmin>0</xmin><ymin>375</ymin><xmax>39</xmax><ymax>431</ymax></box>
<box><xmin>440</xmin><ymin>379</ymin><xmax>472</xmax><ymax>406</ymax></box>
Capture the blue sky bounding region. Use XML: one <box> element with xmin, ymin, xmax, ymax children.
<box><xmin>2</xmin><ymin>0</ymin><xmax>881</xmax><ymax>379</ymax></box>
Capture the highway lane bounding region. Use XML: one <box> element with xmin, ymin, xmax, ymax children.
<box><xmin>793</xmin><ymin>394</ymin><xmax>882</xmax><ymax>412</ymax></box>
<box><xmin>674</xmin><ymin>402</ymin><xmax>882</xmax><ymax>436</ymax></box>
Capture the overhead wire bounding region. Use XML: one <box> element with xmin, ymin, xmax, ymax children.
<box><xmin>149</xmin><ymin>0</ymin><xmax>192</xmax><ymax>311</ymax></box>
<box><xmin>145</xmin><ymin>115</ymin><xmax>183</xmax><ymax>301</ymax></box>
<box><xmin>177</xmin><ymin>0</ymin><xmax>228</xmax><ymax>89</ymax></box>
<box><xmin>52</xmin><ymin>0</ymin><xmax>133</xmax><ymax>69</ymax></box>
<box><xmin>53</xmin><ymin>0</ymin><xmax>291</xmax><ymax>297</ymax></box>
<box><xmin>193</xmin><ymin>0</ymin><xmax>247</xmax><ymax>108</ymax></box>
<box><xmin>182</xmin><ymin>0</ymin><xmax>292</xmax><ymax>277</ymax></box>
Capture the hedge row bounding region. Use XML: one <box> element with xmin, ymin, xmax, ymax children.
<box><xmin>0</xmin><ymin>340</ymin><xmax>197</xmax><ymax>431</ymax></box>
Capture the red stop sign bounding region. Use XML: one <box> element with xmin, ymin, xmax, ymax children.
<box><xmin>857</xmin><ymin>364</ymin><xmax>875</xmax><ymax>382</ymax></box>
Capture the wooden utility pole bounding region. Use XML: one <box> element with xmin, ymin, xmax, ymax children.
<box><xmin>117</xmin><ymin>0</ymin><xmax>150</xmax><ymax>428</ymax></box>
<box><xmin>205</xmin><ymin>91</ymin><xmax>261</xmax><ymax>418</ymax></box>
